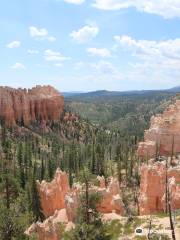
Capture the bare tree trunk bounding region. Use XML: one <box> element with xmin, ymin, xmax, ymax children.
<box><xmin>168</xmin><ymin>184</ymin><xmax>176</xmax><ymax>240</ymax></box>
<box><xmin>165</xmin><ymin>158</ymin><xmax>168</xmax><ymax>213</ymax></box>
<box><xmin>5</xmin><ymin>174</ymin><xmax>10</xmax><ymax>209</ymax></box>
<box><xmin>155</xmin><ymin>141</ymin><xmax>160</xmax><ymax>161</ymax></box>
<box><xmin>170</xmin><ymin>135</ymin><xmax>175</xmax><ymax>166</ymax></box>
<box><xmin>147</xmin><ymin>217</ymin><xmax>152</xmax><ymax>240</ymax></box>
<box><xmin>84</xmin><ymin>172</ymin><xmax>90</xmax><ymax>225</ymax></box>
<box><xmin>134</xmin><ymin>187</ymin><xmax>140</xmax><ymax>215</ymax></box>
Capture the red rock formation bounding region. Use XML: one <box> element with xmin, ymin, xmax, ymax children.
<box><xmin>38</xmin><ymin>169</ymin><xmax>124</xmax><ymax>219</ymax></box>
<box><xmin>168</xmin><ymin>177</ymin><xmax>180</xmax><ymax>210</ymax></box>
<box><xmin>65</xmin><ymin>184</ymin><xmax>80</xmax><ymax>222</ymax></box>
<box><xmin>138</xmin><ymin>100</ymin><xmax>180</xmax><ymax>159</ymax></box>
<box><xmin>139</xmin><ymin>160</ymin><xmax>180</xmax><ymax>215</ymax></box>
<box><xmin>97</xmin><ymin>177</ymin><xmax>124</xmax><ymax>214</ymax></box>
<box><xmin>63</xmin><ymin>177</ymin><xmax>125</xmax><ymax>222</ymax></box>
<box><xmin>37</xmin><ymin>169</ymin><xmax>70</xmax><ymax>217</ymax></box>
<box><xmin>0</xmin><ymin>85</ymin><xmax>64</xmax><ymax>126</ymax></box>
<box><xmin>25</xmin><ymin>209</ymin><xmax>74</xmax><ymax>240</ymax></box>
<box><xmin>29</xmin><ymin>169</ymin><xmax>125</xmax><ymax>239</ymax></box>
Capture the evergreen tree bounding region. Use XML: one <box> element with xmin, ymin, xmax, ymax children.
<box><xmin>30</xmin><ymin>164</ymin><xmax>45</xmax><ymax>222</ymax></box>
<box><xmin>64</xmin><ymin>168</ymin><xmax>112</xmax><ymax>240</ymax></box>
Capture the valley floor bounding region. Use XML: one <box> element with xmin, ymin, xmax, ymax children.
<box><xmin>103</xmin><ymin>213</ymin><xmax>180</xmax><ymax>239</ymax></box>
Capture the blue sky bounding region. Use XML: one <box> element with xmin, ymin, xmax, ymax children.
<box><xmin>1</xmin><ymin>0</ymin><xmax>180</xmax><ymax>91</ymax></box>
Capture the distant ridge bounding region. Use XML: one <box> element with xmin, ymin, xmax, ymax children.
<box><xmin>167</xmin><ymin>85</ymin><xmax>180</xmax><ymax>92</ymax></box>
<box><xmin>63</xmin><ymin>86</ymin><xmax>180</xmax><ymax>98</ymax></box>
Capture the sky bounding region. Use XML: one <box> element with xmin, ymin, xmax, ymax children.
<box><xmin>1</xmin><ymin>0</ymin><xmax>180</xmax><ymax>91</ymax></box>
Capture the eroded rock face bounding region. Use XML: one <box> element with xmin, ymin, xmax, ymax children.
<box><xmin>0</xmin><ymin>85</ymin><xmax>64</xmax><ymax>126</ymax></box>
<box><xmin>97</xmin><ymin>177</ymin><xmax>124</xmax><ymax>214</ymax></box>
<box><xmin>26</xmin><ymin>209</ymin><xmax>74</xmax><ymax>240</ymax></box>
<box><xmin>37</xmin><ymin>169</ymin><xmax>70</xmax><ymax>217</ymax></box>
<box><xmin>139</xmin><ymin>160</ymin><xmax>180</xmax><ymax>215</ymax></box>
<box><xmin>30</xmin><ymin>169</ymin><xmax>124</xmax><ymax>239</ymax></box>
<box><xmin>38</xmin><ymin>170</ymin><xmax>124</xmax><ymax>219</ymax></box>
<box><xmin>138</xmin><ymin>100</ymin><xmax>180</xmax><ymax>159</ymax></box>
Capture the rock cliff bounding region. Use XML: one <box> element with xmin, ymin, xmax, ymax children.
<box><xmin>37</xmin><ymin>169</ymin><xmax>70</xmax><ymax>217</ymax></box>
<box><xmin>27</xmin><ymin>169</ymin><xmax>124</xmax><ymax>239</ymax></box>
<box><xmin>138</xmin><ymin>100</ymin><xmax>180</xmax><ymax>159</ymax></box>
<box><xmin>138</xmin><ymin>99</ymin><xmax>180</xmax><ymax>215</ymax></box>
<box><xmin>139</xmin><ymin>159</ymin><xmax>180</xmax><ymax>215</ymax></box>
<box><xmin>38</xmin><ymin>169</ymin><xmax>124</xmax><ymax>218</ymax></box>
<box><xmin>0</xmin><ymin>85</ymin><xmax>64</xmax><ymax>126</ymax></box>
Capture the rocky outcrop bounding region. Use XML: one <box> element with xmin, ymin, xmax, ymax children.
<box><xmin>38</xmin><ymin>169</ymin><xmax>124</xmax><ymax>219</ymax></box>
<box><xmin>139</xmin><ymin>160</ymin><xmax>180</xmax><ymax>215</ymax></box>
<box><xmin>97</xmin><ymin>177</ymin><xmax>124</xmax><ymax>214</ymax></box>
<box><xmin>25</xmin><ymin>209</ymin><xmax>74</xmax><ymax>240</ymax></box>
<box><xmin>167</xmin><ymin>177</ymin><xmax>180</xmax><ymax>210</ymax></box>
<box><xmin>0</xmin><ymin>85</ymin><xmax>64</xmax><ymax>126</ymax></box>
<box><xmin>138</xmin><ymin>100</ymin><xmax>180</xmax><ymax>159</ymax></box>
<box><xmin>37</xmin><ymin>169</ymin><xmax>70</xmax><ymax>217</ymax></box>
<box><xmin>138</xmin><ymin>99</ymin><xmax>180</xmax><ymax>214</ymax></box>
<box><xmin>28</xmin><ymin>169</ymin><xmax>124</xmax><ymax>239</ymax></box>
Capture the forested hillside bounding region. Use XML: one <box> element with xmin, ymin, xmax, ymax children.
<box><xmin>0</xmin><ymin>89</ymin><xmax>177</xmax><ymax>239</ymax></box>
<box><xmin>66</xmin><ymin>92</ymin><xmax>174</xmax><ymax>138</ymax></box>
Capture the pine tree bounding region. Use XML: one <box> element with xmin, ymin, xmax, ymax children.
<box><xmin>31</xmin><ymin>164</ymin><xmax>45</xmax><ymax>222</ymax></box>
<box><xmin>64</xmin><ymin>168</ymin><xmax>112</xmax><ymax>240</ymax></box>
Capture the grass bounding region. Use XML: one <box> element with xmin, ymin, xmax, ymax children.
<box><xmin>135</xmin><ymin>237</ymin><xmax>146</xmax><ymax>240</ymax></box>
<box><xmin>156</xmin><ymin>212</ymin><xmax>169</xmax><ymax>218</ymax></box>
<box><xmin>122</xmin><ymin>217</ymin><xmax>145</xmax><ymax>235</ymax></box>
<box><xmin>106</xmin><ymin>220</ymin><xmax>123</xmax><ymax>239</ymax></box>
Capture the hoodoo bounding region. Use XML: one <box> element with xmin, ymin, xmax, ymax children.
<box><xmin>26</xmin><ymin>169</ymin><xmax>125</xmax><ymax>240</ymax></box>
<box><xmin>138</xmin><ymin>99</ymin><xmax>180</xmax><ymax>159</ymax></box>
<box><xmin>139</xmin><ymin>161</ymin><xmax>180</xmax><ymax>215</ymax></box>
<box><xmin>0</xmin><ymin>85</ymin><xmax>64</xmax><ymax>126</ymax></box>
<box><xmin>138</xmin><ymin>99</ymin><xmax>180</xmax><ymax>215</ymax></box>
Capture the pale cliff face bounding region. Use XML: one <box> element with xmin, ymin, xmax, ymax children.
<box><xmin>139</xmin><ymin>160</ymin><xmax>180</xmax><ymax>215</ymax></box>
<box><xmin>0</xmin><ymin>85</ymin><xmax>64</xmax><ymax>126</ymax></box>
<box><xmin>138</xmin><ymin>100</ymin><xmax>180</xmax><ymax>159</ymax></box>
<box><xmin>138</xmin><ymin>99</ymin><xmax>180</xmax><ymax>215</ymax></box>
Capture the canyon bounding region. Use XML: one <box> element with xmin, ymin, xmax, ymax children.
<box><xmin>26</xmin><ymin>98</ymin><xmax>180</xmax><ymax>239</ymax></box>
<box><xmin>0</xmin><ymin>85</ymin><xmax>64</xmax><ymax>126</ymax></box>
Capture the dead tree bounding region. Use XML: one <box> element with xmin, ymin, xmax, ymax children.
<box><xmin>147</xmin><ymin>216</ymin><xmax>152</xmax><ymax>240</ymax></box>
<box><xmin>165</xmin><ymin>157</ymin><xmax>168</xmax><ymax>213</ymax></box>
<box><xmin>167</xmin><ymin>183</ymin><xmax>176</xmax><ymax>240</ymax></box>
<box><xmin>170</xmin><ymin>134</ymin><xmax>175</xmax><ymax>166</ymax></box>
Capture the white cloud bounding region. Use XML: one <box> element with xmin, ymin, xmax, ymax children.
<box><xmin>70</xmin><ymin>24</ymin><xmax>99</xmax><ymax>43</ymax></box>
<box><xmin>44</xmin><ymin>49</ymin><xmax>70</xmax><ymax>62</ymax></box>
<box><xmin>87</xmin><ymin>47</ymin><xmax>111</xmax><ymax>57</ymax></box>
<box><xmin>47</xmin><ymin>36</ymin><xmax>56</xmax><ymax>42</ymax></box>
<box><xmin>114</xmin><ymin>35</ymin><xmax>180</xmax><ymax>61</ymax></box>
<box><xmin>93</xmin><ymin>0</ymin><xmax>180</xmax><ymax>19</ymax></box>
<box><xmin>54</xmin><ymin>63</ymin><xmax>63</xmax><ymax>67</ymax></box>
<box><xmin>29</xmin><ymin>26</ymin><xmax>48</xmax><ymax>37</ymax></box>
<box><xmin>6</xmin><ymin>41</ymin><xmax>21</xmax><ymax>48</ymax></box>
<box><xmin>91</xmin><ymin>61</ymin><xmax>119</xmax><ymax>75</ymax></box>
<box><xmin>29</xmin><ymin>26</ymin><xmax>56</xmax><ymax>42</ymax></box>
<box><xmin>63</xmin><ymin>0</ymin><xmax>85</xmax><ymax>4</ymax></box>
<box><xmin>11</xmin><ymin>62</ymin><xmax>26</xmax><ymax>69</ymax></box>
<box><xmin>114</xmin><ymin>35</ymin><xmax>180</xmax><ymax>84</ymax></box>
<box><xmin>74</xmin><ymin>61</ymin><xmax>84</xmax><ymax>70</ymax></box>
<box><xmin>27</xmin><ymin>49</ymin><xmax>39</xmax><ymax>54</ymax></box>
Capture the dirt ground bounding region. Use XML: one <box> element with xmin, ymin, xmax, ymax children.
<box><xmin>103</xmin><ymin>212</ymin><xmax>180</xmax><ymax>239</ymax></box>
